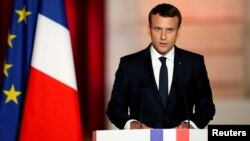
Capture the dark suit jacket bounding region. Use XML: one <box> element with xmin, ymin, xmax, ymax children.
<box><xmin>106</xmin><ymin>44</ymin><xmax>215</xmax><ymax>129</ymax></box>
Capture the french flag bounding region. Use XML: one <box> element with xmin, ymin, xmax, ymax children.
<box><xmin>93</xmin><ymin>129</ymin><xmax>208</xmax><ymax>141</ymax></box>
<box><xmin>19</xmin><ymin>0</ymin><xmax>83</xmax><ymax>140</ymax></box>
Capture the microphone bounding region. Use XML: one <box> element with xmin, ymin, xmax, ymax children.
<box><xmin>139</xmin><ymin>75</ymin><xmax>148</xmax><ymax>129</ymax></box>
<box><xmin>177</xmin><ymin>76</ymin><xmax>190</xmax><ymax>128</ymax></box>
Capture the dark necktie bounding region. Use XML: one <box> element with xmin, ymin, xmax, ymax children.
<box><xmin>159</xmin><ymin>57</ymin><xmax>168</xmax><ymax>107</ymax></box>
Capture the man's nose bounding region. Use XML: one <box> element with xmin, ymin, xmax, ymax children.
<box><xmin>160</xmin><ymin>30</ymin><xmax>167</xmax><ymax>40</ymax></box>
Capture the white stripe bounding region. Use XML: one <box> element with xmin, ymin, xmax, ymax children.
<box><xmin>31</xmin><ymin>14</ymin><xmax>77</xmax><ymax>90</ymax></box>
<box><xmin>96</xmin><ymin>130</ymin><xmax>150</xmax><ymax>141</ymax></box>
<box><xmin>163</xmin><ymin>129</ymin><xmax>176</xmax><ymax>141</ymax></box>
<box><xmin>190</xmin><ymin>129</ymin><xmax>208</xmax><ymax>141</ymax></box>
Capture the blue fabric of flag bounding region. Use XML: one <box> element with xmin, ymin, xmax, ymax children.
<box><xmin>0</xmin><ymin>0</ymin><xmax>38</xmax><ymax>141</ymax></box>
<box><xmin>40</xmin><ymin>0</ymin><xmax>68</xmax><ymax>28</ymax></box>
<box><xmin>151</xmin><ymin>129</ymin><xmax>163</xmax><ymax>141</ymax></box>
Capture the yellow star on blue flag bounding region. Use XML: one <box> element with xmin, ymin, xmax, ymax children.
<box><xmin>3</xmin><ymin>84</ymin><xmax>22</xmax><ymax>104</ymax></box>
<box><xmin>7</xmin><ymin>32</ymin><xmax>17</xmax><ymax>47</ymax></box>
<box><xmin>3</xmin><ymin>61</ymin><xmax>13</xmax><ymax>77</ymax></box>
<box><xmin>16</xmin><ymin>6</ymin><xmax>32</xmax><ymax>23</ymax></box>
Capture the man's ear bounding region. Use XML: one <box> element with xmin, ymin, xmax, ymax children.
<box><xmin>177</xmin><ymin>26</ymin><xmax>181</xmax><ymax>38</ymax></box>
<box><xmin>147</xmin><ymin>25</ymin><xmax>151</xmax><ymax>36</ymax></box>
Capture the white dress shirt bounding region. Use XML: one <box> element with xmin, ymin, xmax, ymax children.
<box><xmin>150</xmin><ymin>45</ymin><xmax>174</xmax><ymax>93</ymax></box>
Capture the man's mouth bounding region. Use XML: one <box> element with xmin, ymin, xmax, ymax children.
<box><xmin>159</xmin><ymin>42</ymin><xmax>167</xmax><ymax>47</ymax></box>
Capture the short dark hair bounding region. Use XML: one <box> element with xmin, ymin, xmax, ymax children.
<box><xmin>148</xmin><ymin>3</ymin><xmax>182</xmax><ymax>28</ymax></box>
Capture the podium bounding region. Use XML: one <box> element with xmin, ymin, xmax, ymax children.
<box><xmin>93</xmin><ymin>129</ymin><xmax>208</xmax><ymax>141</ymax></box>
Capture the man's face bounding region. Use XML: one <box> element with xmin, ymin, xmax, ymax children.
<box><xmin>148</xmin><ymin>14</ymin><xmax>180</xmax><ymax>55</ymax></box>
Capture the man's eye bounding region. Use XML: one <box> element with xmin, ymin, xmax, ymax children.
<box><xmin>167</xmin><ymin>28</ymin><xmax>174</xmax><ymax>32</ymax></box>
<box><xmin>154</xmin><ymin>28</ymin><xmax>161</xmax><ymax>32</ymax></box>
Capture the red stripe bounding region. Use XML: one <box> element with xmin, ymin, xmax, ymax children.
<box><xmin>20</xmin><ymin>67</ymin><xmax>83</xmax><ymax>141</ymax></box>
<box><xmin>177</xmin><ymin>129</ymin><xmax>189</xmax><ymax>141</ymax></box>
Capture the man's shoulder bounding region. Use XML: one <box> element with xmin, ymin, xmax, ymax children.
<box><xmin>175</xmin><ymin>46</ymin><xmax>204</xmax><ymax>59</ymax></box>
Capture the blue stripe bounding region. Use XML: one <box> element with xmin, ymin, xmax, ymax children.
<box><xmin>150</xmin><ymin>129</ymin><xmax>163</xmax><ymax>141</ymax></box>
<box><xmin>39</xmin><ymin>0</ymin><xmax>67</xmax><ymax>28</ymax></box>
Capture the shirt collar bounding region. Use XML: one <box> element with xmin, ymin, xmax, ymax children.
<box><xmin>150</xmin><ymin>44</ymin><xmax>175</xmax><ymax>62</ymax></box>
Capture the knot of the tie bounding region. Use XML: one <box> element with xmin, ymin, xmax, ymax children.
<box><xmin>159</xmin><ymin>57</ymin><xmax>167</xmax><ymax>64</ymax></box>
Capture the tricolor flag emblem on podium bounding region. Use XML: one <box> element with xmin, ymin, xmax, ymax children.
<box><xmin>93</xmin><ymin>129</ymin><xmax>208</xmax><ymax>141</ymax></box>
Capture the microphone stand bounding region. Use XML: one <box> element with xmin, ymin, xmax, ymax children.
<box><xmin>178</xmin><ymin>76</ymin><xmax>190</xmax><ymax>129</ymax></box>
<box><xmin>139</xmin><ymin>75</ymin><xmax>148</xmax><ymax>129</ymax></box>
<box><xmin>183</xmin><ymin>88</ymin><xmax>190</xmax><ymax>128</ymax></box>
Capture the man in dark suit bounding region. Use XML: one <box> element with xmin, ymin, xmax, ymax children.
<box><xmin>106</xmin><ymin>3</ymin><xmax>215</xmax><ymax>129</ymax></box>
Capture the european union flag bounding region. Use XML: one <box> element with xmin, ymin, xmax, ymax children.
<box><xmin>0</xmin><ymin>0</ymin><xmax>39</xmax><ymax>140</ymax></box>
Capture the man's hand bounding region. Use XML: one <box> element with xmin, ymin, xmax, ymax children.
<box><xmin>130</xmin><ymin>121</ymin><xmax>150</xmax><ymax>129</ymax></box>
<box><xmin>176</xmin><ymin>122</ymin><xmax>194</xmax><ymax>129</ymax></box>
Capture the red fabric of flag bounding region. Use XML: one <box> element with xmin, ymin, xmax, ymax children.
<box><xmin>20</xmin><ymin>68</ymin><xmax>83</xmax><ymax>141</ymax></box>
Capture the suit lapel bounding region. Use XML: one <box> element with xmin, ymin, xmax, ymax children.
<box><xmin>169</xmin><ymin>47</ymin><xmax>183</xmax><ymax>97</ymax></box>
<box><xmin>142</xmin><ymin>47</ymin><xmax>163</xmax><ymax>106</ymax></box>
<box><xmin>142</xmin><ymin>46</ymin><xmax>184</xmax><ymax>108</ymax></box>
